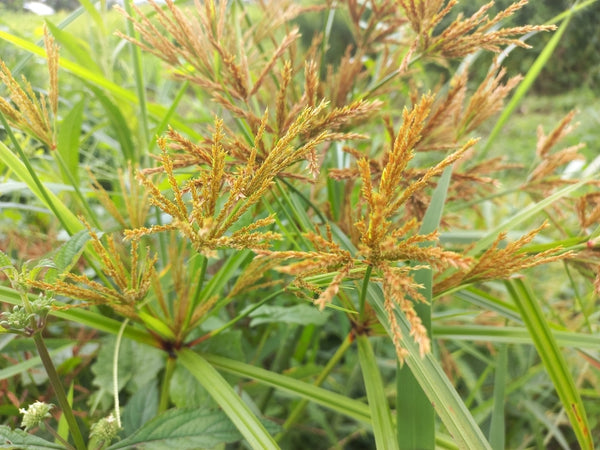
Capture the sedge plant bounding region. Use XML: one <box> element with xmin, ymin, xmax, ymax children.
<box><xmin>0</xmin><ymin>0</ymin><xmax>599</xmax><ymax>448</ymax></box>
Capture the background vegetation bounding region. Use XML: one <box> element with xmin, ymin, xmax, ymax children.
<box><xmin>0</xmin><ymin>1</ymin><xmax>599</xmax><ymax>449</ymax></box>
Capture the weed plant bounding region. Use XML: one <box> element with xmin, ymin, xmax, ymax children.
<box><xmin>0</xmin><ymin>0</ymin><xmax>599</xmax><ymax>449</ymax></box>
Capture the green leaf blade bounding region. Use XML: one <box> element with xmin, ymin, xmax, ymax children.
<box><xmin>177</xmin><ymin>349</ymin><xmax>279</xmax><ymax>450</ymax></box>
<box><xmin>506</xmin><ymin>279</ymin><xmax>593</xmax><ymax>450</ymax></box>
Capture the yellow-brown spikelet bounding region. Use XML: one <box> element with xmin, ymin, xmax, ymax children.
<box><xmin>387</xmin><ymin>138</ymin><xmax>477</xmax><ymax>215</ymax></box>
<box><xmin>189</xmin><ymin>295</ymin><xmax>219</xmax><ymax>328</ymax></box>
<box><xmin>398</xmin><ymin>0</ymin><xmax>453</xmax><ymax>36</ymax></box>
<box><xmin>305</xmin><ymin>60</ymin><xmax>319</xmax><ymax>109</ymax></box>
<box><xmin>577</xmin><ymin>194</ymin><xmax>600</xmax><ymax>230</ymax></box>
<box><xmin>229</xmin><ymin>257</ymin><xmax>282</xmax><ymax>298</ymax></box>
<box><xmin>594</xmin><ymin>267</ymin><xmax>600</xmax><ymax>297</ymax></box>
<box><xmin>419</xmin><ymin>69</ymin><xmax>467</xmax><ymax>148</ymax></box>
<box><xmin>308</xmin><ymin>100</ymin><xmax>384</xmax><ymax>137</ymax></box>
<box><xmin>89</xmin><ymin>169</ymin><xmax>127</xmax><ymax>228</ymax></box>
<box><xmin>261</xmin><ymin>250</ymin><xmax>351</xmax><ymax>277</ymax></box>
<box><xmin>0</xmin><ymin>61</ymin><xmax>54</xmax><ymax>149</ymax></box>
<box><xmin>379</xmin><ymin>94</ymin><xmax>434</xmax><ymax>202</ymax></box>
<box><xmin>249</xmin><ymin>28</ymin><xmax>300</xmax><ymax>97</ymax></box>
<box><xmin>43</xmin><ymin>26</ymin><xmax>59</xmax><ymax>120</ymax></box>
<box><xmin>89</xmin><ymin>164</ymin><xmax>150</xmax><ymax>229</ymax></box>
<box><xmin>379</xmin><ymin>229</ymin><xmax>472</xmax><ymax>270</ymax></box>
<box><xmin>536</xmin><ymin>110</ymin><xmax>578</xmax><ymax>158</ymax></box>
<box><xmin>380</xmin><ymin>264</ymin><xmax>430</xmax><ymax>363</ymax></box>
<box><xmin>243</xmin><ymin>102</ymin><xmax>331</xmax><ymax>196</ymax></box>
<box><xmin>115</xmin><ymin>1</ymin><xmax>183</xmax><ymax>67</ymax></box>
<box><xmin>527</xmin><ymin>111</ymin><xmax>586</xmax><ymax>185</ymax></box>
<box><xmin>205</xmin><ymin>118</ymin><xmax>226</xmax><ymax>217</ymax></box>
<box><xmin>327</xmin><ymin>47</ymin><xmax>366</xmax><ymax>108</ymax></box>
<box><xmin>423</xmin><ymin>1</ymin><xmax>556</xmax><ymax>59</ymax></box>
<box><xmin>276</xmin><ymin>61</ymin><xmax>293</xmax><ymax>133</ymax></box>
<box><xmin>314</xmin><ymin>263</ymin><xmax>353</xmax><ymax>310</ymax></box>
<box><xmin>30</xmin><ymin>227</ymin><xmax>156</xmax><ymax>319</ymax></box>
<box><xmin>459</xmin><ymin>65</ymin><xmax>521</xmax><ymax>136</ymax></box>
<box><xmin>434</xmin><ymin>223</ymin><xmax>572</xmax><ymax>295</ymax></box>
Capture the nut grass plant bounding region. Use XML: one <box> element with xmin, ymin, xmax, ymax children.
<box><xmin>0</xmin><ymin>0</ymin><xmax>599</xmax><ymax>449</ymax></box>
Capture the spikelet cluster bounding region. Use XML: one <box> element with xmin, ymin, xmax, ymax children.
<box><xmin>399</xmin><ymin>0</ymin><xmax>556</xmax><ymax>58</ymax></box>
<box><xmin>0</xmin><ymin>27</ymin><xmax>59</xmax><ymax>149</ymax></box>
<box><xmin>31</xmin><ymin>221</ymin><xmax>156</xmax><ymax>319</ymax></box>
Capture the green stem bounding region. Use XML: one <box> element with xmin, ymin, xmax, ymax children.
<box><xmin>358</xmin><ymin>265</ymin><xmax>372</xmax><ymax>320</ymax></box>
<box><xmin>190</xmin><ymin>255</ymin><xmax>208</xmax><ymax>311</ymax></box>
<box><xmin>159</xmin><ymin>356</ymin><xmax>177</xmax><ymax>413</ymax></box>
<box><xmin>32</xmin><ymin>332</ymin><xmax>86</xmax><ymax>450</ymax></box>
<box><xmin>276</xmin><ymin>333</ymin><xmax>353</xmax><ymax>441</ymax></box>
<box><xmin>43</xmin><ymin>419</ymin><xmax>76</xmax><ymax>450</ymax></box>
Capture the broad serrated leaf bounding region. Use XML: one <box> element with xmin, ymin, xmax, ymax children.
<box><xmin>169</xmin><ymin>364</ymin><xmax>217</xmax><ymax>409</ymax></box>
<box><xmin>199</xmin><ymin>330</ymin><xmax>244</xmax><ymax>361</ymax></box>
<box><xmin>121</xmin><ymin>380</ymin><xmax>159</xmax><ymax>437</ymax></box>
<box><xmin>249</xmin><ymin>304</ymin><xmax>330</xmax><ymax>327</ymax></box>
<box><xmin>108</xmin><ymin>408</ymin><xmax>242</xmax><ymax>450</ymax></box>
<box><xmin>0</xmin><ymin>425</ymin><xmax>64</xmax><ymax>449</ymax></box>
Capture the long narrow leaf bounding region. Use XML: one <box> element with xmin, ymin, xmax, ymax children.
<box><xmin>202</xmin><ymin>353</ymin><xmax>371</xmax><ymax>425</ymax></box>
<box><xmin>489</xmin><ymin>344</ymin><xmax>507</xmax><ymax>450</ymax></box>
<box><xmin>368</xmin><ymin>284</ymin><xmax>492</xmax><ymax>449</ymax></box>
<box><xmin>433</xmin><ymin>325</ymin><xmax>600</xmax><ymax>350</ymax></box>
<box><xmin>506</xmin><ymin>279</ymin><xmax>593</xmax><ymax>450</ymax></box>
<box><xmin>397</xmin><ymin>165</ymin><xmax>453</xmax><ymax>448</ymax></box>
<box><xmin>177</xmin><ymin>349</ymin><xmax>279</xmax><ymax>450</ymax></box>
<box><xmin>357</xmin><ymin>335</ymin><xmax>399</xmax><ymax>450</ymax></box>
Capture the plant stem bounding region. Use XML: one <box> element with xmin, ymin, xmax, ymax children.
<box><xmin>32</xmin><ymin>332</ymin><xmax>86</xmax><ymax>450</ymax></box>
<box><xmin>358</xmin><ymin>265</ymin><xmax>372</xmax><ymax>321</ymax></box>
<box><xmin>159</xmin><ymin>356</ymin><xmax>177</xmax><ymax>413</ymax></box>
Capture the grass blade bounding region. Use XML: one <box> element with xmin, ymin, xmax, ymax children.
<box><xmin>505</xmin><ymin>279</ymin><xmax>593</xmax><ymax>450</ymax></box>
<box><xmin>122</xmin><ymin>0</ymin><xmax>150</xmax><ymax>162</ymax></box>
<box><xmin>489</xmin><ymin>343</ymin><xmax>507</xmax><ymax>450</ymax></box>
<box><xmin>357</xmin><ymin>335</ymin><xmax>399</xmax><ymax>450</ymax></box>
<box><xmin>433</xmin><ymin>325</ymin><xmax>600</xmax><ymax>350</ymax></box>
<box><xmin>177</xmin><ymin>349</ymin><xmax>279</xmax><ymax>450</ymax></box>
<box><xmin>397</xmin><ymin>165</ymin><xmax>453</xmax><ymax>448</ymax></box>
<box><xmin>368</xmin><ymin>283</ymin><xmax>491</xmax><ymax>449</ymax></box>
<box><xmin>202</xmin><ymin>353</ymin><xmax>371</xmax><ymax>425</ymax></box>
